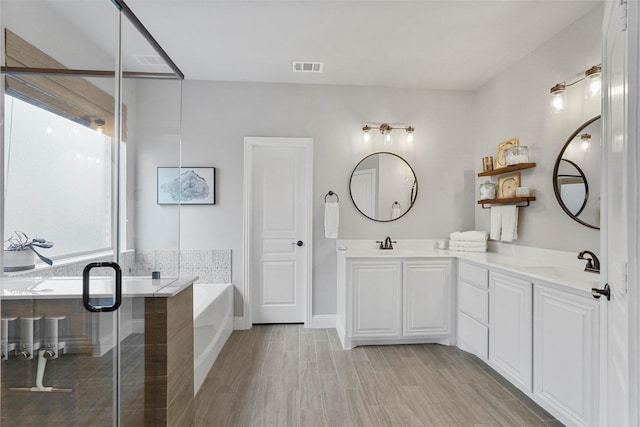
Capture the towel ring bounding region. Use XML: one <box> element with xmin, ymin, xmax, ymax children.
<box><xmin>392</xmin><ymin>201</ymin><xmax>401</xmax><ymax>209</ymax></box>
<box><xmin>325</xmin><ymin>191</ymin><xmax>339</xmax><ymax>203</ymax></box>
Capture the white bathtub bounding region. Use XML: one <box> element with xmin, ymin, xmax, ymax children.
<box><xmin>193</xmin><ymin>283</ymin><xmax>233</xmax><ymax>395</ymax></box>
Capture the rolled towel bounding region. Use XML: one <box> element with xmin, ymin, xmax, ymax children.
<box><xmin>449</xmin><ymin>241</ymin><xmax>487</xmax><ymax>249</ymax></box>
<box><xmin>449</xmin><ymin>230</ymin><xmax>488</xmax><ymax>242</ymax></box>
<box><xmin>448</xmin><ymin>245</ymin><xmax>487</xmax><ymax>253</ymax></box>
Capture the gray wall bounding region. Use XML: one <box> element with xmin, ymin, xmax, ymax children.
<box><xmin>171</xmin><ymin>83</ymin><xmax>476</xmax><ymax>316</ymax></box>
<box><xmin>473</xmin><ymin>5</ymin><xmax>602</xmax><ymax>253</ymax></box>
<box><xmin>134</xmin><ymin>4</ymin><xmax>604</xmax><ymax>318</ymax></box>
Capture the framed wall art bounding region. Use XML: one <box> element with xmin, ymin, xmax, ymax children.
<box><xmin>497</xmin><ymin>172</ymin><xmax>521</xmax><ymax>199</ymax></box>
<box><xmin>495</xmin><ymin>137</ymin><xmax>519</xmax><ymax>169</ymax></box>
<box><xmin>157</xmin><ymin>167</ymin><xmax>216</xmax><ymax>205</ymax></box>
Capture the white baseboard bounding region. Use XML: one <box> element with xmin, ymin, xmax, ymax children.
<box><xmin>311</xmin><ymin>315</ymin><xmax>336</xmax><ymax>329</ymax></box>
<box><xmin>234</xmin><ymin>316</ymin><xmax>251</xmax><ymax>330</ymax></box>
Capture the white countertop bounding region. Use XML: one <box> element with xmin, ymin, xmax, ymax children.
<box><xmin>337</xmin><ymin>240</ymin><xmax>601</xmax><ymax>295</ymax></box>
<box><xmin>0</xmin><ymin>276</ymin><xmax>198</xmax><ymax>299</ymax></box>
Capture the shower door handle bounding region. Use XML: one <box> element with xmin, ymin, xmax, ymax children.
<box><xmin>82</xmin><ymin>262</ymin><xmax>122</xmax><ymax>312</ymax></box>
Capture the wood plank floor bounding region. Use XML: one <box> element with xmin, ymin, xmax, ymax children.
<box><xmin>195</xmin><ymin>325</ymin><xmax>563</xmax><ymax>427</ymax></box>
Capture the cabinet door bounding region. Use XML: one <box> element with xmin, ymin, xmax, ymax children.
<box><xmin>489</xmin><ymin>272</ymin><xmax>532</xmax><ymax>392</ymax></box>
<box><xmin>350</xmin><ymin>261</ymin><xmax>402</xmax><ymax>338</ymax></box>
<box><xmin>403</xmin><ymin>260</ymin><xmax>452</xmax><ymax>337</ymax></box>
<box><xmin>534</xmin><ymin>284</ymin><xmax>599</xmax><ymax>427</ymax></box>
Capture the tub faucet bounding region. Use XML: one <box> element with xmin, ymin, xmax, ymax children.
<box><xmin>578</xmin><ymin>250</ymin><xmax>600</xmax><ymax>273</ymax></box>
<box><xmin>376</xmin><ymin>236</ymin><xmax>396</xmax><ymax>250</ymax></box>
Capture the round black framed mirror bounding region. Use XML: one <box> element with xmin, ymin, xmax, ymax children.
<box><xmin>552</xmin><ymin>115</ymin><xmax>600</xmax><ymax>229</ymax></box>
<box><xmin>349</xmin><ymin>152</ymin><xmax>418</xmax><ymax>222</ymax></box>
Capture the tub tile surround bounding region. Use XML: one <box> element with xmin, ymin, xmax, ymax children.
<box><xmin>5</xmin><ymin>249</ymin><xmax>232</xmax><ymax>285</ymax></box>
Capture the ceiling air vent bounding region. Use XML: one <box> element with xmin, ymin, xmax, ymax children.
<box><xmin>292</xmin><ymin>61</ymin><xmax>323</xmax><ymax>73</ymax></box>
<box><xmin>133</xmin><ymin>54</ymin><xmax>166</xmax><ymax>66</ymax></box>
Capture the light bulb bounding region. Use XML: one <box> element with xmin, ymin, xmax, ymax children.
<box><xmin>585</xmin><ymin>65</ymin><xmax>602</xmax><ymax>99</ymax></box>
<box><xmin>407</xmin><ymin>133</ymin><xmax>414</xmax><ymax>143</ymax></box>
<box><xmin>551</xmin><ymin>92</ymin><xmax>566</xmax><ymax>113</ymax></box>
<box><xmin>550</xmin><ymin>83</ymin><xmax>566</xmax><ymax>114</ymax></box>
<box><xmin>362</xmin><ymin>124</ymin><xmax>371</xmax><ymax>143</ymax></box>
<box><xmin>580</xmin><ymin>133</ymin><xmax>591</xmax><ymax>152</ymax></box>
<box><xmin>385</xmin><ymin>133</ymin><xmax>392</xmax><ymax>144</ymax></box>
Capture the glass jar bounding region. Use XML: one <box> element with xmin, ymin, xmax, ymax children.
<box><xmin>479</xmin><ymin>181</ymin><xmax>496</xmax><ymax>200</ymax></box>
<box><xmin>505</xmin><ymin>145</ymin><xmax>529</xmax><ymax>165</ymax></box>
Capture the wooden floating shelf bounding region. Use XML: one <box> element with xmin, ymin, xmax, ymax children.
<box><xmin>477</xmin><ymin>196</ymin><xmax>536</xmax><ymax>209</ymax></box>
<box><xmin>477</xmin><ymin>163</ymin><xmax>537</xmax><ymax>177</ymax></box>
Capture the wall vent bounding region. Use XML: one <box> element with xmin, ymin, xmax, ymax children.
<box><xmin>292</xmin><ymin>61</ymin><xmax>323</xmax><ymax>73</ymax></box>
<box><xmin>133</xmin><ymin>54</ymin><xmax>166</xmax><ymax>66</ymax></box>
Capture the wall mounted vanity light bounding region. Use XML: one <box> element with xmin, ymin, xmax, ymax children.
<box><xmin>362</xmin><ymin>123</ymin><xmax>415</xmax><ymax>144</ymax></box>
<box><xmin>550</xmin><ymin>64</ymin><xmax>601</xmax><ymax>114</ymax></box>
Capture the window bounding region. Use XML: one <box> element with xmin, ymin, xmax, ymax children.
<box><xmin>4</xmin><ymin>94</ymin><xmax>116</xmax><ymax>259</ymax></box>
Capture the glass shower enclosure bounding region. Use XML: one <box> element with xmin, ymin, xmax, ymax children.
<box><xmin>1</xmin><ymin>0</ymin><xmax>184</xmax><ymax>424</ymax></box>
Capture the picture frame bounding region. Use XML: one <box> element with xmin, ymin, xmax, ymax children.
<box><xmin>157</xmin><ymin>167</ymin><xmax>216</xmax><ymax>205</ymax></box>
<box><xmin>497</xmin><ymin>172</ymin><xmax>521</xmax><ymax>199</ymax></box>
<box><xmin>495</xmin><ymin>137</ymin><xmax>519</xmax><ymax>169</ymax></box>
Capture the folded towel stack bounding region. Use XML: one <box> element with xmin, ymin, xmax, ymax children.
<box><xmin>448</xmin><ymin>230</ymin><xmax>488</xmax><ymax>252</ymax></box>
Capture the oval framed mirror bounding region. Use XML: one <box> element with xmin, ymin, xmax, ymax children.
<box><xmin>349</xmin><ymin>152</ymin><xmax>418</xmax><ymax>222</ymax></box>
<box><xmin>552</xmin><ymin>115</ymin><xmax>600</xmax><ymax>229</ymax></box>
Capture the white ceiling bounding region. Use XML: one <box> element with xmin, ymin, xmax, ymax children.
<box><xmin>126</xmin><ymin>0</ymin><xmax>602</xmax><ymax>90</ymax></box>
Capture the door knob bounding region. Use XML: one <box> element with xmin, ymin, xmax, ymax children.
<box><xmin>291</xmin><ymin>240</ymin><xmax>303</xmax><ymax>247</ymax></box>
<box><xmin>592</xmin><ymin>283</ymin><xmax>611</xmax><ymax>300</ymax></box>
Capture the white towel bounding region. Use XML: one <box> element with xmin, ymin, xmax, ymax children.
<box><xmin>501</xmin><ymin>206</ymin><xmax>518</xmax><ymax>242</ymax></box>
<box><xmin>490</xmin><ymin>206</ymin><xmax>519</xmax><ymax>242</ymax></box>
<box><xmin>449</xmin><ymin>231</ymin><xmax>488</xmax><ymax>242</ymax></box>
<box><xmin>449</xmin><ymin>241</ymin><xmax>487</xmax><ymax>249</ymax></box>
<box><xmin>391</xmin><ymin>207</ymin><xmax>401</xmax><ymax>220</ymax></box>
<box><xmin>449</xmin><ymin>245</ymin><xmax>487</xmax><ymax>253</ymax></box>
<box><xmin>490</xmin><ymin>208</ymin><xmax>502</xmax><ymax>240</ymax></box>
<box><xmin>324</xmin><ymin>202</ymin><xmax>339</xmax><ymax>239</ymax></box>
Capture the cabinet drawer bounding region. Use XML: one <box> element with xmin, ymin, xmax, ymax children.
<box><xmin>458</xmin><ymin>262</ymin><xmax>489</xmax><ymax>289</ymax></box>
<box><xmin>458</xmin><ymin>312</ymin><xmax>488</xmax><ymax>360</ymax></box>
<box><xmin>459</xmin><ymin>281</ymin><xmax>488</xmax><ymax>324</ymax></box>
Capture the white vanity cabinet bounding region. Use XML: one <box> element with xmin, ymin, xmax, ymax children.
<box><xmin>350</xmin><ymin>260</ymin><xmax>402</xmax><ymax>339</ymax></box>
<box><xmin>533</xmin><ymin>283</ymin><xmax>599</xmax><ymax>427</ymax></box>
<box><xmin>489</xmin><ymin>271</ymin><xmax>533</xmax><ymax>392</ymax></box>
<box><xmin>403</xmin><ymin>261</ymin><xmax>453</xmax><ymax>337</ymax></box>
<box><xmin>457</xmin><ymin>261</ymin><xmax>490</xmax><ymax>360</ymax></box>
<box><xmin>337</xmin><ymin>256</ymin><xmax>454</xmax><ymax>349</ymax></box>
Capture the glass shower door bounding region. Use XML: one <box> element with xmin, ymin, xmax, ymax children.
<box><xmin>0</xmin><ymin>0</ymin><xmax>124</xmax><ymax>419</ymax></box>
<box><xmin>0</xmin><ymin>0</ymin><xmax>184</xmax><ymax>424</ymax></box>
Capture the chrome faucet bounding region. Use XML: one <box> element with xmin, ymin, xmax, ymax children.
<box><xmin>578</xmin><ymin>250</ymin><xmax>600</xmax><ymax>273</ymax></box>
<box><xmin>376</xmin><ymin>236</ymin><xmax>396</xmax><ymax>250</ymax></box>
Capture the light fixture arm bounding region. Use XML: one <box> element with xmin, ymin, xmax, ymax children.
<box><xmin>550</xmin><ymin>64</ymin><xmax>602</xmax><ymax>94</ymax></box>
<box><xmin>361</xmin><ymin>123</ymin><xmax>415</xmax><ymax>134</ymax></box>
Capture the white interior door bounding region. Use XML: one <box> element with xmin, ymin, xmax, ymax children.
<box><xmin>246</xmin><ymin>137</ymin><xmax>312</xmax><ymax>324</ymax></box>
<box><xmin>602</xmin><ymin>1</ymin><xmax>636</xmax><ymax>425</ymax></box>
